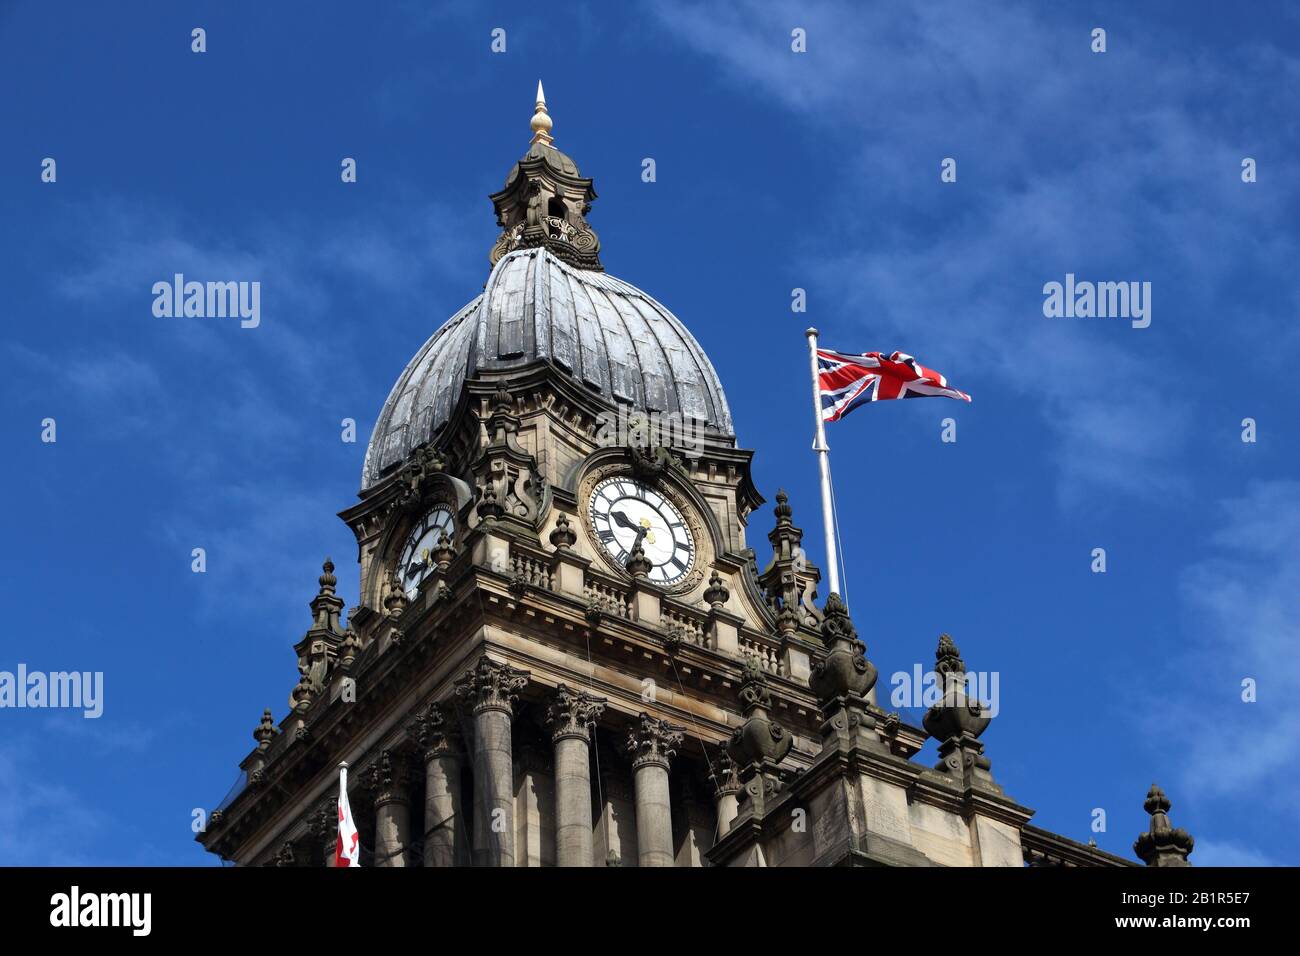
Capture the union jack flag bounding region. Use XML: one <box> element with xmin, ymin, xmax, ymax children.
<box><xmin>817</xmin><ymin>348</ymin><xmax>971</xmax><ymax>423</ymax></box>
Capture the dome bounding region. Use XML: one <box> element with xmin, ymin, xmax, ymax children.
<box><xmin>361</xmin><ymin>247</ymin><xmax>734</xmax><ymax>490</ymax></box>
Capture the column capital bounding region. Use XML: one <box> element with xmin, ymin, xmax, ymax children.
<box><xmin>547</xmin><ymin>684</ymin><xmax>607</xmax><ymax>743</ymax></box>
<box><xmin>455</xmin><ymin>657</ymin><xmax>530</xmax><ymax>716</ymax></box>
<box><xmin>364</xmin><ymin>750</ymin><xmax>412</xmax><ymax>808</ymax></box>
<box><xmin>308</xmin><ymin>795</ymin><xmax>337</xmax><ymax>865</ymax></box>
<box><xmin>626</xmin><ymin>712</ymin><xmax>685</xmax><ymax>771</ymax></box>
<box><xmin>411</xmin><ymin>701</ymin><xmax>461</xmax><ymax>761</ymax></box>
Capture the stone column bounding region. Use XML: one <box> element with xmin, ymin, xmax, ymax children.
<box><xmin>627</xmin><ymin>713</ymin><xmax>685</xmax><ymax>867</ymax></box>
<box><xmin>413</xmin><ymin>702</ymin><xmax>467</xmax><ymax>866</ymax></box>
<box><xmin>709</xmin><ymin>753</ymin><xmax>742</xmax><ymax>837</ymax></box>
<box><xmin>546</xmin><ymin>684</ymin><xmax>607</xmax><ymax>867</ymax></box>
<box><xmin>456</xmin><ymin>656</ymin><xmax>529</xmax><ymax>867</ymax></box>
<box><xmin>365</xmin><ymin>750</ymin><xmax>411</xmax><ymax>867</ymax></box>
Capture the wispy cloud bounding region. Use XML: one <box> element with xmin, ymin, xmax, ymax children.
<box><xmin>1103</xmin><ymin>479</ymin><xmax>1300</xmax><ymax>866</ymax></box>
<box><xmin>1193</xmin><ymin>839</ymin><xmax>1281</xmax><ymax>868</ymax></box>
<box><xmin>650</xmin><ymin>0</ymin><xmax>1300</xmax><ymax>505</ymax></box>
<box><xmin>0</xmin><ymin>736</ymin><xmax>109</xmax><ymax>866</ymax></box>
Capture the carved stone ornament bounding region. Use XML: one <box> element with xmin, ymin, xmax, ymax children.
<box><xmin>411</xmin><ymin>701</ymin><xmax>459</xmax><ymax>760</ymax></box>
<box><xmin>549</xmin><ymin>513</ymin><xmax>577</xmax><ymax>550</ymax></box>
<box><xmin>364</xmin><ymin>750</ymin><xmax>410</xmax><ymax>807</ymax></box>
<box><xmin>547</xmin><ymin>684</ymin><xmax>607</xmax><ymax>742</ymax></box>
<box><xmin>703</xmin><ymin>570</ymin><xmax>730</xmax><ymax>609</ymax></box>
<box><xmin>808</xmin><ymin>593</ymin><xmax>878</xmax><ymax>705</ymax></box>
<box><xmin>253</xmin><ymin>708</ymin><xmax>277</xmax><ymax>750</ymax></box>
<box><xmin>455</xmin><ymin>657</ymin><xmax>530</xmax><ymax>716</ymax></box>
<box><xmin>728</xmin><ymin>656</ymin><xmax>794</xmax><ymax>777</ymax></box>
<box><xmin>708</xmin><ymin>751</ymin><xmax>742</xmax><ymax>797</ymax></box>
<box><xmin>921</xmin><ymin>633</ymin><xmax>1000</xmax><ymax>791</ymax></box>
<box><xmin>1133</xmin><ymin>784</ymin><xmax>1194</xmax><ymax>867</ymax></box>
<box><xmin>396</xmin><ymin>443</ymin><xmax>446</xmax><ymax>510</ymax></box>
<box><xmin>626</xmin><ymin>713</ymin><xmax>685</xmax><ymax>771</ymax></box>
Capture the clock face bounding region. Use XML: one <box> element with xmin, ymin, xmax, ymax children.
<box><xmin>397</xmin><ymin>504</ymin><xmax>456</xmax><ymax>599</ymax></box>
<box><xmin>587</xmin><ymin>477</ymin><xmax>695</xmax><ymax>585</ymax></box>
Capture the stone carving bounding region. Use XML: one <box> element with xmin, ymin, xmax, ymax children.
<box><xmin>757</xmin><ymin>491</ymin><xmax>823</xmax><ymax>633</ymax></box>
<box><xmin>410</xmin><ymin>701</ymin><xmax>459</xmax><ymax>760</ymax></box>
<box><xmin>808</xmin><ymin>593</ymin><xmax>881</xmax><ymax>752</ymax></box>
<box><xmin>290</xmin><ymin>558</ymin><xmax>348</xmax><ymax>711</ymax></box>
<box><xmin>308</xmin><ymin>798</ymin><xmax>335</xmax><ymax>851</ymax></box>
<box><xmin>396</xmin><ymin>443</ymin><xmax>446</xmax><ymax>510</ymax></box>
<box><xmin>626</xmin><ymin>542</ymin><xmax>652</xmax><ymax>579</ymax></box>
<box><xmin>703</xmin><ymin>570</ymin><xmax>730</xmax><ymax>609</ymax></box>
<box><xmin>1133</xmin><ymin>784</ymin><xmax>1194</xmax><ymax>867</ymax></box>
<box><xmin>922</xmin><ymin>634</ymin><xmax>999</xmax><ymax>792</ymax></box>
<box><xmin>546</xmin><ymin>684</ymin><xmax>607</xmax><ymax>742</ymax></box>
<box><xmin>728</xmin><ymin>657</ymin><xmax>793</xmax><ymax>817</ymax></box>
<box><xmin>626</xmin><ymin>713</ymin><xmax>684</xmax><ymax>770</ymax></box>
<box><xmin>364</xmin><ymin>750</ymin><xmax>410</xmax><ymax>807</ymax></box>
<box><xmin>708</xmin><ymin>751</ymin><xmax>742</xmax><ymax>798</ymax></box>
<box><xmin>455</xmin><ymin>657</ymin><xmax>529</xmax><ymax>716</ymax></box>
<box><xmin>628</xmin><ymin>444</ymin><xmax>686</xmax><ymax>482</ymax></box>
<box><xmin>290</xmin><ymin>671</ymin><xmax>314</xmax><ymax>715</ymax></box>
<box><xmin>338</xmin><ymin>626</ymin><xmax>362</xmax><ymax>670</ymax></box>
<box><xmin>476</xmin><ymin>481</ymin><xmax>506</xmax><ymax>522</ymax></box>
<box><xmin>253</xmin><ymin>709</ymin><xmax>277</xmax><ymax>751</ymax></box>
<box><xmin>384</xmin><ymin>569</ymin><xmax>410</xmax><ymax>618</ymax></box>
<box><xmin>470</xmin><ymin>384</ymin><xmax>547</xmax><ymax>530</ymax></box>
<box><xmin>548</xmin><ymin>513</ymin><xmax>577</xmax><ymax>550</ymax></box>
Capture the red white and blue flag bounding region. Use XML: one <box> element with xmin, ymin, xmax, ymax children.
<box><xmin>816</xmin><ymin>348</ymin><xmax>971</xmax><ymax>423</ymax></box>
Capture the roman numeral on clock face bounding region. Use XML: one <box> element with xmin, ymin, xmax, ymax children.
<box><xmin>587</xmin><ymin>476</ymin><xmax>696</xmax><ymax>584</ymax></box>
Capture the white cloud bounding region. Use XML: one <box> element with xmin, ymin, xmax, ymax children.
<box><xmin>1192</xmin><ymin>838</ymin><xmax>1280</xmax><ymax>868</ymax></box>
<box><xmin>650</xmin><ymin>0</ymin><xmax>1300</xmax><ymax>505</ymax></box>
<box><xmin>0</xmin><ymin>737</ymin><xmax>109</xmax><ymax>866</ymax></box>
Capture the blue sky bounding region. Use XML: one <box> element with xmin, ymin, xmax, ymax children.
<box><xmin>1</xmin><ymin>0</ymin><xmax>1296</xmax><ymax>866</ymax></box>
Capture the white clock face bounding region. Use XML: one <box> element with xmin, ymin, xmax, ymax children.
<box><xmin>397</xmin><ymin>504</ymin><xmax>456</xmax><ymax>599</ymax></box>
<box><xmin>588</xmin><ymin>477</ymin><xmax>695</xmax><ymax>585</ymax></box>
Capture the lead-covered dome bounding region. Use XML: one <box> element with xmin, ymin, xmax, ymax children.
<box><xmin>362</xmin><ymin>84</ymin><xmax>734</xmax><ymax>491</ymax></box>
<box><xmin>361</xmin><ymin>247</ymin><xmax>734</xmax><ymax>490</ymax></box>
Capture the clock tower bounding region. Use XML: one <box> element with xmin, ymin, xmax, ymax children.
<box><xmin>197</xmin><ymin>87</ymin><xmax>1173</xmax><ymax>870</ymax></box>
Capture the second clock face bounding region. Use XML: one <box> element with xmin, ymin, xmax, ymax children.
<box><xmin>397</xmin><ymin>504</ymin><xmax>456</xmax><ymax>599</ymax></box>
<box><xmin>588</xmin><ymin>477</ymin><xmax>695</xmax><ymax>585</ymax></box>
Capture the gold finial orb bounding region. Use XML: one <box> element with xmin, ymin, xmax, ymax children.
<box><xmin>530</xmin><ymin>79</ymin><xmax>554</xmax><ymax>146</ymax></box>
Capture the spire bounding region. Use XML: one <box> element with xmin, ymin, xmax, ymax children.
<box><xmin>530</xmin><ymin>79</ymin><xmax>554</xmax><ymax>146</ymax></box>
<box><xmin>489</xmin><ymin>83</ymin><xmax>603</xmax><ymax>271</ymax></box>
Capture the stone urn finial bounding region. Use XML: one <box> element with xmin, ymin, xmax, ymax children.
<box><xmin>922</xmin><ymin>633</ymin><xmax>1001</xmax><ymax>792</ymax></box>
<box><xmin>1134</xmin><ymin>784</ymin><xmax>1195</xmax><ymax>867</ymax></box>
<box><xmin>724</xmin><ymin>658</ymin><xmax>794</xmax><ymax>820</ymax></box>
<box><xmin>807</xmin><ymin>594</ymin><xmax>880</xmax><ymax>753</ymax></box>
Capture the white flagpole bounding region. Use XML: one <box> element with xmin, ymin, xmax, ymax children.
<box><xmin>805</xmin><ymin>328</ymin><xmax>841</xmax><ymax>597</ymax></box>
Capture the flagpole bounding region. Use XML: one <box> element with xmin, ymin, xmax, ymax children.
<box><xmin>805</xmin><ymin>328</ymin><xmax>841</xmax><ymax>597</ymax></box>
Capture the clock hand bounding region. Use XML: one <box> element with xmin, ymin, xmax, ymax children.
<box><xmin>611</xmin><ymin>510</ymin><xmax>639</xmax><ymax>531</ymax></box>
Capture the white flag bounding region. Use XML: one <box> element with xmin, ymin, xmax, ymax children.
<box><xmin>335</xmin><ymin>763</ymin><xmax>361</xmax><ymax>868</ymax></box>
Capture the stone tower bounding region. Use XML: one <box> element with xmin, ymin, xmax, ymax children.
<box><xmin>198</xmin><ymin>88</ymin><xmax>1190</xmax><ymax>868</ymax></box>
